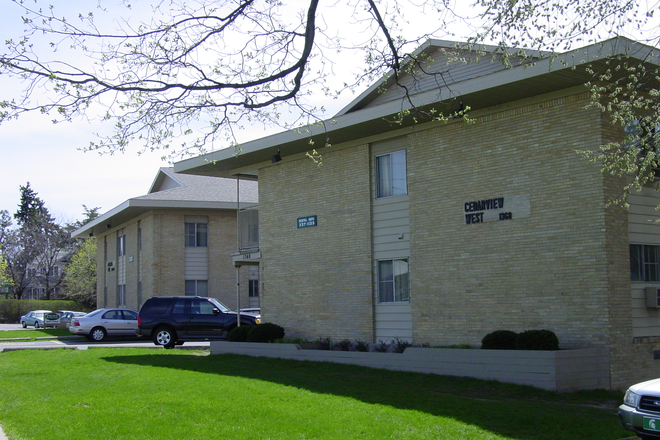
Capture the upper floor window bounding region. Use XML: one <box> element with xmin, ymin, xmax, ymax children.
<box><xmin>378</xmin><ymin>259</ymin><xmax>410</xmax><ymax>303</ymax></box>
<box><xmin>238</xmin><ymin>208</ymin><xmax>259</xmax><ymax>251</ymax></box>
<box><xmin>185</xmin><ymin>223</ymin><xmax>208</xmax><ymax>247</ymax></box>
<box><xmin>376</xmin><ymin>150</ymin><xmax>407</xmax><ymax>198</ymax></box>
<box><xmin>631</xmin><ymin>244</ymin><xmax>660</xmax><ymax>282</ymax></box>
<box><xmin>117</xmin><ymin>234</ymin><xmax>126</xmax><ymax>257</ymax></box>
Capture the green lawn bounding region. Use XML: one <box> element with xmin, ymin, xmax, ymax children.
<box><xmin>0</xmin><ymin>348</ymin><xmax>629</xmax><ymax>440</ymax></box>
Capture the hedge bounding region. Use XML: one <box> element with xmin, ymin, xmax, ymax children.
<box><xmin>0</xmin><ymin>299</ymin><xmax>90</xmax><ymax>323</ymax></box>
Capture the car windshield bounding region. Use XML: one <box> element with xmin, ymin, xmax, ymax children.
<box><xmin>85</xmin><ymin>309</ymin><xmax>104</xmax><ymax>317</ymax></box>
<box><xmin>208</xmin><ymin>298</ymin><xmax>229</xmax><ymax>312</ymax></box>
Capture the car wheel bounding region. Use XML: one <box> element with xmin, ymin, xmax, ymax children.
<box><xmin>153</xmin><ymin>326</ymin><xmax>177</xmax><ymax>348</ymax></box>
<box><xmin>21</xmin><ymin>321</ymin><xmax>27</xmax><ymax>328</ymax></box>
<box><xmin>34</xmin><ymin>321</ymin><xmax>40</xmax><ymax>329</ymax></box>
<box><xmin>90</xmin><ymin>327</ymin><xmax>107</xmax><ymax>342</ymax></box>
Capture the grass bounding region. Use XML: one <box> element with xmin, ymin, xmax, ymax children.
<box><xmin>0</xmin><ymin>328</ymin><xmax>77</xmax><ymax>340</ymax></box>
<box><xmin>0</xmin><ymin>348</ymin><xmax>629</xmax><ymax>440</ymax></box>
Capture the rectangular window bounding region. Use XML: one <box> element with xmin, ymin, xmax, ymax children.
<box><xmin>378</xmin><ymin>259</ymin><xmax>410</xmax><ymax>303</ymax></box>
<box><xmin>117</xmin><ymin>235</ymin><xmax>126</xmax><ymax>257</ymax></box>
<box><xmin>185</xmin><ymin>223</ymin><xmax>208</xmax><ymax>247</ymax></box>
<box><xmin>631</xmin><ymin>244</ymin><xmax>660</xmax><ymax>282</ymax></box>
<box><xmin>376</xmin><ymin>150</ymin><xmax>407</xmax><ymax>198</ymax></box>
<box><xmin>249</xmin><ymin>280</ymin><xmax>259</xmax><ymax>297</ymax></box>
<box><xmin>185</xmin><ymin>280</ymin><xmax>208</xmax><ymax>296</ymax></box>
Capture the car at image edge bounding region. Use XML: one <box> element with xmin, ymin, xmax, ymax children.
<box><xmin>619</xmin><ymin>377</ymin><xmax>660</xmax><ymax>439</ymax></box>
<box><xmin>137</xmin><ymin>296</ymin><xmax>260</xmax><ymax>348</ymax></box>
<box><xmin>68</xmin><ymin>308</ymin><xmax>139</xmax><ymax>341</ymax></box>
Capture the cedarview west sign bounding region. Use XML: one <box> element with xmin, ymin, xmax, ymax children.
<box><xmin>464</xmin><ymin>195</ymin><xmax>530</xmax><ymax>225</ymax></box>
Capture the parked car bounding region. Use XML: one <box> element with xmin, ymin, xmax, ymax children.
<box><xmin>43</xmin><ymin>312</ymin><xmax>61</xmax><ymax>327</ymax></box>
<box><xmin>68</xmin><ymin>308</ymin><xmax>139</xmax><ymax>341</ymax></box>
<box><xmin>137</xmin><ymin>296</ymin><xmax>260</xmax><ymax>348</ymax></box>
<box><xmin>58</xmin><ymin>311</ymin><xmax>88</xmax><ymax>326</ymax></box>
<box><xmin>619</xmin><ymin>378</ymin><xmax>660</xmax><ymax>439</ymax></box>
<box><xmin>20</xmin><ymin>310</ymin><xmax>53</xmax><ymax>328</ymax></box>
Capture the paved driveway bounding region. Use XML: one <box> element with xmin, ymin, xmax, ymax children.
<box><xmin>0</xmin><ymin>324</ymin><xmax>27</xmax><ymax>331</ymax></box>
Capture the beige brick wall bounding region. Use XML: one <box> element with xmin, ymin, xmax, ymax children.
<box><xmin>408</xmin><ymin>91</ymin><xmax>612</xmax><ymax>348</ymax></box>
<box><xmin>259</xmin><ymin>144</ymin><xmax>374</xmax><ymax>340</ymax></box>
<box><xmin>95</xmin><ymin>209</ymin><xmax>247</xmax><ymax>311</ymax></box>
<box><xmin>255</xmin><ymin>88</ymin><xmax>660</xmax><ymax>388</ymax></box>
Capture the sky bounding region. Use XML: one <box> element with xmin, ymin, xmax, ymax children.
<box><xmin>0</xmin><ymin>1</ymin><xmax>655</xmax><ymax>225</ymax></box>
<box><xmin>0</xmin><ymin>1</ymin><xmax>388</xmax><ymax>224</ymax></box>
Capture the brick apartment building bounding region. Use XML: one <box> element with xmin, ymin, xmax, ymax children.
<box><xmin>175</xmin><ymin>37</ymin><xmax>658</xmax><ymax>389</ymax></box>
<box><xmin>73</xmin><ymin>167</ymin><xmax>259</xmax><ymax>312</ymax></box>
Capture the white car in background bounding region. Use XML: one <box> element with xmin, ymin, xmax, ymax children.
<box><xmin>20</xmin><ymin>310</ymin><xmax>53</xmax><ymax>328</ymax></box>
<box><xmin>69</xmin><ymin>308</ymin><xmax>139</xmax><ymax>341</ymax></box>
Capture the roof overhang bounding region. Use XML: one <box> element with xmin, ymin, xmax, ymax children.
<box><xmin>72</xmin><ymin>198</ymin><xmax>256</xmax><ymax>239</ymax></box>
<box><xmin>174</xmin><ymin>37</ymin><xmax>659</xmax><ymax>179</ymax></box>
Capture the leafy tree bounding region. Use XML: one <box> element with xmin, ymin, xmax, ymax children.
<box><xmin>0</xmin><ymin>1</ymin><xmax>658</xmax><ymax>203</ymax></box>
<box><xmin>61</xmin><ymin>238</ymin><xmax>97</xmax><ymax>310</ymax></box>
<box><xmin>0</xmin><ymin>184</ymin><xmax>72</xmax><ymax>299</ymax></box>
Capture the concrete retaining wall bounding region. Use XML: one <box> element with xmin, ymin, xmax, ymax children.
<box><xmin>210</xmin><ymin>342</ymin><xmax>610</xmax><ymax>392</ymax></box>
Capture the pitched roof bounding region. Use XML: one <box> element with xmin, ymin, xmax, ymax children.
<box><xmin>174</xmin><ymin>37</ymin><xmax>660</xmax><ymax>179</ymax></box>
<box><xmin>72</xmin><ymin>167</ymin><xmax>257</xmax><ymax>238</ymax></box>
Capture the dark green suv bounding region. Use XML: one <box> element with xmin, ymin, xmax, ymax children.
<box><xmin>137</xmin><ymin>296</ymin><xmax>259</xmax><ymax>348</ymax></box>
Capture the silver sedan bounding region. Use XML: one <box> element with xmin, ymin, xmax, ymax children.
<box><xmin>69</xmin><ymin>308</ymin><xmax>139</xmax><ymax>342</ymax></box>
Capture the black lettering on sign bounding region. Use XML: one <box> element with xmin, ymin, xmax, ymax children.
<box><xmin>465</xmin><ymin>212</ymin><xmax>484</xmax><ymax>224</ymax></box>
<box><xmin>464</xmin><ymin>197</ymin><xmax>505</xmax><ymax>212</ymax></box>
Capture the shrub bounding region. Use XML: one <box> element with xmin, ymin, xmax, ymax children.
<box><xmin>374</xmin><ymin>339</ymin><xmax>391</xmax><ymax>352</ymax></box>
<box><xmin>0</xmin><ymin>299</ymin><xmax>89</xmax><ymax>324</ymax></box>
<box><xmin>335</xmin><ymin>339</ymin><xmax>352</xmax><ymax>351</ymax></box>
<box><xmin>481</xmin><ymin>330</ymin><xmax>518</xmax><ymax>350</ymax></box>
<box><xmin>354</xmin><ymin>340</ymin><xmax>371</xmax><ymax>352</ymax></box>
<box><xmin>392</xmin><ymin>337</ymin><xmax>412</xmax><ymax>353</ymax></box>
<box><xmin>317</xmin><ymin>337</ymin><xmax>333</xmax><ymax>350</ymax></box>
<box><xmin>227</xmin><ymin>325</ymin><xmax>251</xmax><ymax>342</ymax></box>
<box><xmin>515</xmin><ymin>329</ymin><xmax>559</xmax><ymax>351</ymax></box>
<box><xmin>246</xmin><ymin>323</ymin><xmax>285</xmax><ymax>343</ymax></box>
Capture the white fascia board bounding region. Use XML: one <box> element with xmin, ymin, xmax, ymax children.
<box><xmin>71</xmin><ymin>200</ymin><xmax>131</xmax><ymax>239</ymax></box>
<box><xmin>71</xmin><ymin>198</ymin><xmax>246</xmax><ymax>239</ymax></box>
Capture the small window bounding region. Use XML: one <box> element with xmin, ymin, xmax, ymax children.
<box><xmin>249</xmin><ymin>280</ymin><xmax>259</xmax><ymax>298</ymax></box>
<box><xmin>117</xmin><ymin>235</ymin><xmax>126</xmax><ymax>257</ymax></box>
<box><xmin>376</xmin><ymin>150</ymin><xmax>407</xmax><ymax>198</ymax></box>
<box><xmin>185</xmin><ymin>280</ymin><xmax>208</xmax><ymax>296</ymax></box>
<box><xmin>378</xmin><ymin>259</ymin><xmax>410</xmax><ymax>303</ymax></box>
<box><xmin>631</xmin><ymin>244</ymin><xmax>660</xmax><ymax>282</ymax></box>
<box><xmin>185</xmin><ymin>223</ymin><xmax>208</xmax><ymax>247</ymax></box>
